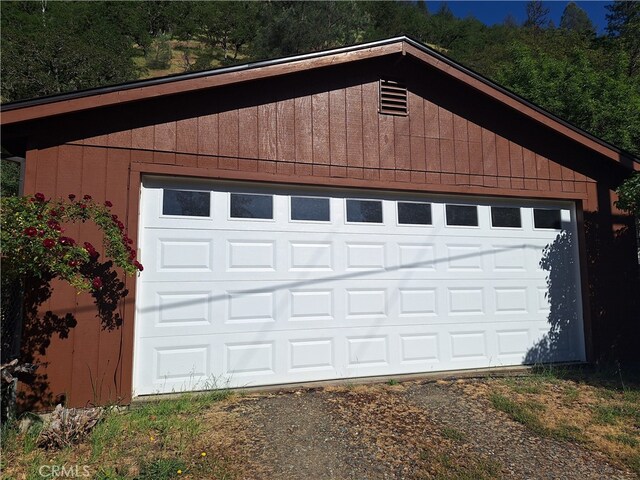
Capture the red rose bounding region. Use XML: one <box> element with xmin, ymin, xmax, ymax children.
<box><xmin>111</xmin><ymin>214</ymin><xmax>118</xmax><ymax>221</ymax></box>
<box><xmin>68</xmin><ymin>194</ymin><xmax>76</xmax><ymax>201</ymax></box>
<box><xmin>104</xmin><ymin>200</ymin><xmax>113</xmax><ymax>208</ymax></box>
<box><xmin>79</xmin><ymin>203</ymin><xmax>87</xmax><ymax>209</ymax></box>
<box><xmin>129</xmin><ymin>250</ymin><xmax>136</xmax><ymax>259</ymax></box>
<box><xmin>49</xmin><ymin>209</ymin><xmax>59</xmax><ymax>217</ymax></box>
<box><xmin>38</xmin><ymin>230</ymin><xmax>45</xmax><ymax>237</ymax></box>
<box><xmin>59</xmin><ymin>236</ymin><xmax>76</xmax><ymax>246</ymax></box>
<box><xmin>42</xmin><ymin>238</ymin><xmax>56</xmax><ymax>249</ymax></box>
<box><xmin>92</xmin><ymin>277</ymin><xmax>103</xmax><ymax>289</ymax></box>
<box><xmin>116</xmin><ymin>221</ymin><xmax>124</xmax><ymax>231</ymax></box>
<box><xmin>24</xmin><ymin>227</ymin><xmax>38</xmax><ymax>237</ymax></box>
<box><xmin>47</xmin><ymin>219</ymin><xmax>61</xmax><ymax>231</ymax></box>
<box><xmin>83</xmin><ymin>241</ymin><xmax>99</xmax><ymax>258</ymax></box>
<box><xmin>133</xmin><ymin>260</ymin><xmax>144</xmax><ymax>271</ymax></box>
<box><xmin>68</xmin><ymin>260</ymin><xmax>79</xmax><ymax>267</ymax></box>
<box><xmin>83</xmin><ymin>194</ymin><xmax>92</xmax><ymax>200</ymax></box>
<box><xmin>59</xmin><ymin>206</ymin><xmax>65</xmax><ymax>213</ymax></box>
<box><xmin>34</xmin><ymin>193</ymin><xmax>45</xmax><ymax>202</ymax></box>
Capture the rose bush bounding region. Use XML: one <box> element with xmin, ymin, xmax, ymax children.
<box><xmin>0</xmin><ymin>193</ymin><xmax>142</xmax><ymax>291</ymax></box>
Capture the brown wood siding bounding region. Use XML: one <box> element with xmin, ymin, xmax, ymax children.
<box><xmin>90</xmin><ymin>70</ymin><xmax>588</xmax><ymax>192</ymax></box>
<box><xmin>12</xmin><ymin>54</ymin><xmax>637</xmax><ymax>410</ymax></box>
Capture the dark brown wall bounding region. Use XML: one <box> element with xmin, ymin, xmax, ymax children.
<box><xmin>10</xmin><ymin>54</ymin><xmax>638</xmax><ymax>409</ymax></box>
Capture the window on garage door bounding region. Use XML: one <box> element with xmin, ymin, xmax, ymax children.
<box><xmin>346</xmin><ymin>199</ymin><xmax>383</xmax><ymax>223</ymax></box>
<box><xmin>230</xmin><ymin>193</ymin><xmax>273</xmax><ymax>219</ymax></box>
<box><xmin>291</xmin><ymin>196</ymin><xmax>331</xmax><ymax>222</ymax></box>
<box><xmin>163</xmin><ymin>189</ymin><xmax>211</xmax><ymax>217</ymax></box>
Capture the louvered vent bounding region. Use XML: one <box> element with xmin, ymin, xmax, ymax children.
<box><xmin>379</xmin><ymin>79</ymin><xmax>408</xmax><ymax>116</ymax></box>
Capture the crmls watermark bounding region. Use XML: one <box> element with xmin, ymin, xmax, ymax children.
<box><xmin>38</xmin><ymin>465</ymin><xmax>91</xmax><ymax>478</ymax></box>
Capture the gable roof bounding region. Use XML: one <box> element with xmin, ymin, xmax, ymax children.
<box><xmin>1</xmin><ymin>36</ymin><xmax>637</xmax><ymax>166</ymax></box>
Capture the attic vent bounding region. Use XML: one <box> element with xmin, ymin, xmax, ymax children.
<box><xmin>379</xmin><ymin>79</ymin><xmax>408</xmax><ymax>116</ymax></box>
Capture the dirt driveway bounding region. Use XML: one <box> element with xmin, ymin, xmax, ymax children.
<box><xmin>5</xmin><ymin>373</ymin><xmax>638</xmax><ymax>479</ymax></box>
<box><xmin>228</xmin><ymin>380</ymin><xmax>635</xmax><ymax>480</ymax></box>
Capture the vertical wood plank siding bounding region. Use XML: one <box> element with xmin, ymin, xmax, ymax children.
<box><xmin>19</xmin><ymin>60</ymin><xmax>611</xmax><ymax>409</ymax></box>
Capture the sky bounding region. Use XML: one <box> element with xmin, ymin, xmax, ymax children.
<box><xmin>425</xmin><ymin>1</ymin><xmax>613</xmax><ymax>33</ymax></box>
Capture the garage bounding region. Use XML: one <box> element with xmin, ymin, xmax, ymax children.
<box><xmin>133</xmin><ymin>177</ymin><xmax>585</xmax><ymax>395</ymax></box>
<box><xmin>4</xmin><ymin>36</ymin><xmax>636</xmax><ymax>408</ymax></box>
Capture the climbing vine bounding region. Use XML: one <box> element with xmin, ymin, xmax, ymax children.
<box><xmin>0</xmin><ymin>193</ymin><xmax>142</xmax><ymax>291</ymax></box>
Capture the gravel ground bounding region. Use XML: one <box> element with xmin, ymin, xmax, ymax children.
<box><xmin>229</xmin><ymin>380</ymin><xmax>635</xmax><ymax>480</ymax></box>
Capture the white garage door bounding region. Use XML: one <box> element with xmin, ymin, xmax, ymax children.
<box><xmin>133</xmin><ymin>177</ymin><xmax>585</xmax><ymax>395</ymax></box>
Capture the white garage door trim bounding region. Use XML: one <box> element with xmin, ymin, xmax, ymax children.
<box><xmin>133</xmin><ymin>176</ymin><xmax>585</xmax><ymax>396</ymax></box>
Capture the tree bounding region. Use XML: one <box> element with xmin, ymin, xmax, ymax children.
<box><xmin>417</xmin><ymin>0</ymin><xmax>429</xmax><ymax>16</ymax></box>
<box><xmin>254</xmin><ymin>1</ymin><xmax>364</xmax><ymax>58</ymax></box>
<box><xmin>606</xmin><ymin>1</ymin><xmax>640</xmax><ymax>76</ymax></box>
<box><xmin>495</xmin><ymin>43</ymin><xmax>640</xmax><ymax>156</ymax></box>
<box><xmin>560</xmin><ymin>2</ymin><xmax>595</xmax><ymax>36</ymax></box>
<box><xmin>1</xmin><ymin>160</ymin><xmax>20</xmax><ymax>197</ymax></box>
<box><xmin>503</xmin><ymin>14</ymin><xmax>519</xmax><ymax>29</ymax></box>
<box><xmin>195</xmin><ymin>2</ymin><xmax>260</xmax><ymax>61</ymax></box>
<box><xmin>616</xmin><ymin>173</ymin><xmax>640</xmax><ymax>216</ymax></box>
<box><xmin>1</xmin><ymin>2</ymin><xmax>139</xmax><ymax>102</ymax></box>
<box><xmin>524</xmin><ymin>0</ymin><xmax>550</xmax><ymax>29</ymax></box>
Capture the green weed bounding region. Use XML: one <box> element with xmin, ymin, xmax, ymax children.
<box><xmin>136</xmin><ymin>457</ymin><xmax>186</xmax><ymax>480</ymax></box>
<box><xmin>490</xmin><ymin>392</ymin><xmax>546</xmax><ymax>435</ymax></box>
<box><xmin>606</xmin><ymin>433</ymin><xmax>639</xmax><ymax>447</ymax></box>
<box><xmin>441</xmin><ymin>426</ymin><xmax>467</xmax><ymax>442</ymax></box>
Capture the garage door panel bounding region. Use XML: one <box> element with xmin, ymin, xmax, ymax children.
<box><xmin>134</xmin><ymin>319</ymin><xmax>581</xmax><ymax>394</ymax></box>
<box><xmin>143</xmin><ymin>230</ymin><xmax>560</xmax><ymax>282</ymax></box>
<box><xmin>135</xmin><ymin>179</ymin><xmax>585</xmax><ymax>395</ymax></box>
<box><xmin>138</xmin><ymin>279</ymin><xmax>556</xmax><ymax>339</ymax></box>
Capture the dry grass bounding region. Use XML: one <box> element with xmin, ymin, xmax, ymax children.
<box><xmin>133</xmin><ymin>40</ymin><xmax>250</xmax><ymax>80</ymax></box>
<box><xmin>461</xmin><ymin>367</ymin><xmax>640</xmax><ymax>476</ymax></box>
<box><xmin>325</xmin><ymin>384</ymin><xmax>503</xmax><ymax>479</ymax></box>
<box><xmin>1</xmin><ymin>391</ymin><xmax>254</xmax><ymax>480</ymax></box>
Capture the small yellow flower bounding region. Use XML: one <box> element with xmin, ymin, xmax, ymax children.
<box><xmin>150</xmin><ymin>436</ymin><xmax>155</xmax><ymax>441</ymax></box>
<box><xmin>177</xmin><ymin>469</ymin><xmax>182</xmax><ymax>475</ymax></box>
<box><xmin>201</xmin><ymin>452</ymin><xmax>206</xmax><ymax>457</ymax></box>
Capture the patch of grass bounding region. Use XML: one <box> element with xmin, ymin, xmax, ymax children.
<box><xmin>1</xmin><ymin>420</ymin><xmax>19</xmax><ymax>454</ymax></box>
<box><xmin>490</xmin><ymin>392</ymin><xmax>546</xmax><ymax>435</ymax></box>
<box><xmin>593</xmin><ymin>405</ymin><xmax>621</xmax><ymax>425</ymax></box>
<box><xmin>491</xmin><ymin>391</ymin><xmax>584</xmax><ymax>444</ymax></box>
<box><xmin>94</xmin><ymin>466</ymin><xmax>129</xmax><ymax>480</ymax></box>
<box><xmin>441</xmin><ymin>426</ymin><xmax>466</xmax><ymax>442</ymax></box>
<box><xmin>529</xmin><ymin>364</ymin><xmax>567</xmax><ymax>383</ymax></box>
<box><xmin>551</xmin><ymin>423</ymin><xmax>585</xmax><ymax>443</ymax></box>
<box><xmin>564</xmin><ymin>386</ymin><xmax>580</xmax><ymax>403</ymax></box>
<box><xmin>504</xmin><ymin>377</ymin><xmax>544</xmax><ymax>395</ymax></box>
<box><xmin>22</xmin><ymin>419</ymin><xmax>44</xmax><ymax>454</ymax></box>
<box><xmin>606</xmin><ymin>433</ymin><xmax>639</xmax><ymax>448</ymax></box>
<box><xmin>627</xmin><ymin>453</ymin><xmax>640</xmax><ymax>476</ymax></box>
<box><xmin>431</xmin><ymin>452</ymin><xmax>502</xmax><ymax>480</ymax></box>
<box><xmin>522</xmin><ymin>399</ymin><xmax>546</xmax><ymax>412</ymax></box>
<box><xmin>137</xmin><ymin>457</ymin><xmax>186</xmax><ymax>480</ymax></box>
<box><xmin>3</xmin><ymin>389</ymin><xmax>239</xmax><ymax>480</ymax></box>
<box><xmin>592</xmin><ymin>404</ymin><xmax>638</xmax><ymax>425</ymax></box>
<box><xmin>386</xmin><ymin>379</ymin><xmax>399</xmax><ymax>386</ymax></box>
<box><xmin>622</xmin><ymin>389</ymin><xmax>640</xmax><ymax>403</ymax></box>
<box><xmin>90</xmin><ymin>411</ymin><xmax>125</xmax><ymax>460</ymax></box>
<box><xmin>482</xmin><ymin>369</ymin><xmax>640</xmax><ymax>475</ymax></box>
